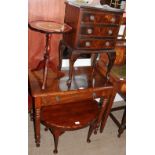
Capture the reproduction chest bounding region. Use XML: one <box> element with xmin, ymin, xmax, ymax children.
<box><xmin>59</xmin><ymin>3</ymin><xmax>123</xmax><ymax>87</ymax></box>
<box><xmin>63</xmin><ymin>3</ymin><xmax>123</xmax><ymax>50</ymax></box>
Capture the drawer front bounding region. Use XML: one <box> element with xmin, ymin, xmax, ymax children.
<box><xmin>81</xmin><ymin>12</ymin><xmax>121</xmax><ymax>25</ymax></box>
<box><xmin>80</xmin><ymin>26</ymin><xmax>119</xmax><ymax>38</ymax></box>
<box><xmin>77</xmin><ymin>39</ymin><xmax>115</xmax><ymax>50</ymax></box>
<box><xmin>41</xmin><ymin>90</ymin><xmax>104</xmax><ymax>106</ymax></box>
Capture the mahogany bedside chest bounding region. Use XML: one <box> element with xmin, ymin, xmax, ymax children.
<box><xmin>59</xmin><ymin>2</ymin><xmax>123</xmax><ymax>87</ymax></box>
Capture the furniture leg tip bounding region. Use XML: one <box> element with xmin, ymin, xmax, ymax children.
<box><xmin>41</xmin><ymin>85</ymin><xmax>45</xmax><ymax>90</ymax></box>
<box><xmin>87</xmin><ymin>139</ymin><xmax>91</xmax><ymax>143</ymax></box>
<box><xmin>66</xmin><ymin>80</ymin><xmax>71</xmax><ymax>87</ymax></box>
<box><xmin>117</xmin><ymin>133</ymin><xmax>121</xmax><ymax>138</ymax></box>
<box><xmin>36</xmin><ymin>143</ymin><xmax>40</xmax><ymax>147</ymax></box>
<box><xmin>44</xmin><ymin>127</ymin><xmax>48</xmax><ymax>131</ymax></box>
<box><xmin>53</xmin><ymin>150</ymin><xmax>58</xmax><ymax>154</ymax></box>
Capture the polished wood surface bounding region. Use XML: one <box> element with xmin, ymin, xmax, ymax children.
<box><xmin>29</xmin><ymin>20</ymin><xmax>72</xmax><ymax>34</ymax></box>
<box><xmin>63</xmin><ymin>3</ymin><xmax>123</xmax><ymax>50</ymax></box>
<box><xmin>60</xmin><ymin>3</ymin><xmax>123</xmax><ymax>87</ymax></box>
<box><xmin>29</xmin><ymin>66</ymin><xmax>116</xmax><ymax>147</ymax></box>
<box><xmin>41</xmin><ymin>100</ymin><xmax>99</xmax><ymax>130</ymax></box>
<box><xmin>29</xmin><ymin>66</ymin><xmax>112</xmax><ymax>97</ymax></box>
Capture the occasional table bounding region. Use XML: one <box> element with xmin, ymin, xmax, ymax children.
<box><xmin>29</xmin><ymin>20</ymin><xmax>72</xmax><ymax>89</ymax></box>
<box><xmin>28</xmin><ymin>66</ymin><xmax>116</xmax><ymax>147</ymax></box>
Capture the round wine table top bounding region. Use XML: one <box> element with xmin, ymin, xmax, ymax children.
<box><xmin>29</xmin><ymin>20</ymin><xmax>72</xmax><ymax>34</ymax></box>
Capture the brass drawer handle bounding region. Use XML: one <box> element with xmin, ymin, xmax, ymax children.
<box><xmin>87</xmin><ymin>28</ymin><xmax>93</xmax><ymax>34</ymax></box>
<box><xmin>55</xmin><ymin>96</ymin><xmax>61</xmax><ymax>102</ymax></box>
<box><xmin>85</xmin><ymin>41</ymin><xmax>91</xmax><ymax>47</ymax></box>
<box><xmin>108</xmin><ymin>29</ymin><xmax>113</xmax><ymax>35</ymax></box>
<box><xmin>90</xmin><ymin>15</ymin><xmax>95</xmax><ymax>21</ymax></box>
<box><xmin>111</xmin><ymin>17</ymin><xmax>116</xmax><ymax>23</ymax></box>
<box><xmin>105</xmin><ymin>41</ymin><xmax>110</xmax><ymax>46</ymax></box>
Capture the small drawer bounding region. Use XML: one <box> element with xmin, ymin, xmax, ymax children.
<box><xmin>81</xmin><ymin>12</ymin><xmax>121</xmax><ymax>25</ymax></box>
<box><xmin>80</xmin><ymin>26</ymin><xmax>119</xmax><ymax>37</ymax></box>
<box><xmin>41</xmin><ymin>89</ymin><xmax>104</xmax><ymax>106</ymax></box>
<box><xmin>77</xmin><ymin>39</ymin><xmax>115</xmax><ymax>50</ymax></box>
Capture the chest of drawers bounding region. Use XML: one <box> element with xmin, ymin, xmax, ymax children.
<box><xmin>63</xmin><ymin>3</ymin><xmax>123</xmax><ymax>50</ymax></box>
<box><xmin>60</xmin><ymin>3</ymin><xmax>123</xmax><ymax>87</ymax></box>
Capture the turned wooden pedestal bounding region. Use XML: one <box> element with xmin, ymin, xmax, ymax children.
<box><xmin>28</xmin><ymin>20</ymin><xmax>72</xmax><ymax>90</ymax></box>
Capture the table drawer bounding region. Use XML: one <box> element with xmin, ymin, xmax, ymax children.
<box><xmin>81</xmin><ymin>11</ymin><xmax>121</xmax><ymax>25</ymax></box>
<box><xmin>80</xmin><ymin>26</ymin><xmax>119</xmax><ymax>38</ymax></box>
<box><xmin>41</xmin><ymin>89</ymin><xmax>106</xmax><ymax>106</ymax></box>
<box><xmin>77</xmin><ymin>39</ymin><xmax>115</xmax><ymax>50</ymax></box>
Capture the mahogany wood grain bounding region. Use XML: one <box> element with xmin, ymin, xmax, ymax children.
<box><xmin>34</xmin><ymin>97</ymin><xmax>41</xmax><ymax>147</ymax></box>
<box><xmin>61</xmin><ymin>3</ymin><xmax>123</xmax><ymax>87</ymax></box>
<box><xmin>28</xmin><ymin>66</ymin><xmax>115</xmax><ymax>146</ymax></box>
<box><xmin>41</xmin><ymin>100</ymin><xmax>99</xmax><ymax>130</ymax></box>
<box><xmin>63</xmin><ymin>3</ymin><xmax>123</xmax><ymax>49</ymax></box>
<box><xmin>80</xmin><ymin>26</ymin><xmax>119</xmax><ymax>38</ymax></box>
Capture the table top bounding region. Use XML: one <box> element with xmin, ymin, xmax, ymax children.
<box><xmin>66</xmin><ymin>2</ymin><xmax>124</xmax><ymax>13</ymax></box>
<box><xmin>29</xmin><ymin>20</ymin><xmax>72</xmax><ymax>34</ymax></box>
<box><xmin>41</xmin><ymin>99</ymin><xmax>99</xmax><ymax>130</ymax></box>
<box><xmin>28</xmin><ymin>66</ymin><xmax>113</xmax><ymax>97</ymax></box>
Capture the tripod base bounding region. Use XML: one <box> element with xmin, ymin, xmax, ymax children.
<box><xmin>32</xmin><ymin>59</ymin><xmax>65</xmax><ymax>90</ymax></box>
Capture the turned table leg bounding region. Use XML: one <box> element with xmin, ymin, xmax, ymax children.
<box><xmin>31</xmin><ymin>33</ymin><xmax>51</xmax><ymax>90</ymax></box>
<box><xmin>100</xmin><ymin>91</ymin><xmax>116</xmax><ymax>133</ymax></box>
<box><xmin>34</xmin><ymin>97</ymin><xmax>41</xmax><ymax>147</ymax></box>
<box><xmin>32</xmin><ymin>34</ymin><xmax>65</xmax><ymax>90</ymax></box>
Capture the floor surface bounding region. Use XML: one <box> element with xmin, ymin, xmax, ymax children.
<box><xmin>29</xmin><ymin>101</ymin><xmax>126</xmax><ymax>155</ymax></box>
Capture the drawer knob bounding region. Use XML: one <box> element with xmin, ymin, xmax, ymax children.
<box><xmin>87</xmin><ymin>28</ymin><xmax>93</xmax><ymax>34</ymax></box>
<box><xmin>90</xmin><ymin>15</ymin><xmax>95</xmax><ymax>21</ymax></box>
<box><xmin>108</xmin><ymin>29</ymin><xmax>113</xmax><ymax>35</ymax></box>
<box><xmin>85</xmin><ymin>41</ymin><xmax>91</xmax><ymax>47</ymax></box>
<box><xmin>111</xmin><ymin>17</ymin><xmax>116</xmax><ymax>23</ymax></box>
<box><xmin>105</xmin><ymin>41</ymin><xmax>110</xmax><ymax>46</ymax></box>
<box><xmin>55</xmin><ymin>96</ymin><xmax>61</xmax><ymax>102</ymax></box>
